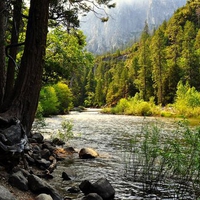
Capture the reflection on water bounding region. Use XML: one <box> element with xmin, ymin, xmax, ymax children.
<box><xmin>40</xmin><ymin>111</ymin><xmax>179</xmax><ymax>199</ymax></box>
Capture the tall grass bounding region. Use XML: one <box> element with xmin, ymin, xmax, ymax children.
<box><xmin>124</xmin><ymin>120</ymin><xmax>200</xmax><ymax>198</ymax></box>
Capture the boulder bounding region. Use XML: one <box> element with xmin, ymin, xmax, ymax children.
<box><xmin>92</xmin><ymin>178</ymin><xmax>115</xmax><ymax>200</ymax></box>
<box><xmin>0</xmin><ymin>185</ymin><xmax>15</xmax><ymax>200</ymax></box>
<box><xmin>79</xmin><ymin>180</ymin><xmax>93</xmax><ymax>195</ymax></box>
<box><xmin>79</xmin><ymin>148</ymin><xmax>99</xmax><ymax>159</ymax></box>
<box><xmin>82</xmin><ymin>193</ymin><xmax>103</xmax><ymax>200</ymax></box>
<box><xmin>31</xmin><ymin>132</ymin><xmax>44</xmax><ymax>143</ymax></box>
<box><xmin>28</xmin><ymin>174</ymin><xmax>62</xmax><ymax>200</ymax></box>
<box><xmin>79</xmin><ymin>178</ymin><xmax>115</xmax><ymax>200</ymax></box>
<box><xmin>8</xmin><ymin>170</ymin><xmax>29</xmax><ymax>191</ymax></box>
<box><xmin>36</xmin><ymin>193</ymin><xmax>53</xmax><ymax>200</ymax></box>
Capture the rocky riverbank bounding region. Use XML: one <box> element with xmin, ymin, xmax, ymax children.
<box><xmin>0</xmin><ymin>131</ymin><xmax>115</xmax><ymax>200</ymax></box>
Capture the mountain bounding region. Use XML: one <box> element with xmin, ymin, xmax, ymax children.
<box><xmin>79</xmin><ymin>0</ymin><xmax>187</xmax><ymax>54</ymax></box>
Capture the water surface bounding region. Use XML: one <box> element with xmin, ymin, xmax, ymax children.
<box><xmin>41</xmin><ymin>110</ymin><xmax>181</xmax><ymax>199</ymax></box>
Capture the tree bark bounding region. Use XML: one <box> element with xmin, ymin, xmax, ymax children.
<box><xmin>4</xmin><ymin>0</ymin><xmax>23</xmax><ymax>103</ymax></box>
<box><xmin>0</xmin><ymin>1</ymin><xmax>6</xmax><ymax>108</ymax></box>
<box><xmin>1</xmin><ymin>0</ymin><xmax>50</xmax><ymax>134</ymax></box>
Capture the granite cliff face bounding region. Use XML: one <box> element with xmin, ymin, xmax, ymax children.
<box><xmin>79</xmin><ymin>0</ymin><xmax>187</xmax><ymax>54</ymax></box>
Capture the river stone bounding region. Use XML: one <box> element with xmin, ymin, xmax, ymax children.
<box><xmin>31</xmin><ymin>132</ymin><xmax>44</xmax><ymax>143</ymax></box>
<box><xmin>79</xmin><ymin>147</ymin><xmax>99</xmax><ymax>159</ymax></box>
<box><xmin>79</xmin><ymin>180</ymin><xmax>93</xmax><ymax>195</ymax></box>
<box><xmin>92</xmin><ymin>178</ymin><xmax>115</xmax><ymax>200</ymax></box>
<box><xmin>8</xmin><ymin>170</ymin><xmax>29</xmax><ymax>191</ymax></box>
<box><xmin>0</xmin><ymin>185</ymin><xmax>15</xmax><ymax>200</ymax></box>
<box><xmin>36</xmin><ymin>193</ymin><xmax>53</xmax><ymax>200</ymax></box>
<box><xmin>28</xmin><ymin>174</ymin><xmax>62</xmax><ymax>200</ymax></box>
<box><xmin>79</xmin><ymin>178</ymin><xmax>115</xmax><ymax>200</ymax></box>
<box><xmin>82</xmin><ymin>193</ymin><xmax>103</xmax><ymax>200</ymax></box>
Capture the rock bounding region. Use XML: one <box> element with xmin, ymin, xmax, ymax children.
<box><xmin>41</xmin><ymin>148</ymin><xmax>51</xmax><ymax>159</ymax></box>
<box><xmin>82</xmin><ymin>193</ymin><xmax>103</xmax><ymax>200</ymax></box>
<box><xmin>65</xmin><ymin>147</ymin><xmax>77</xmax><ymax>153</ymax></box>
<box><xmin>28</xmin><ymin>174</ymin><xmax>62</xmax><ymax>200</ymax></box>
<box><xmin>8</xmin><ymin>170</ymin><xmax>29</xmax><ymax>191</ymax></box>
<box><xmin>79</xmin><ymin>148</ymin><xmax>99</xmax><ymax>159</ymax></box>
<box><xmin>62</xmin><ymin>172</ymin><xmax>71</xmax><ymax>181</ymax></box>
<box><xmin>52</xmin><ymin>138</ymin><xmax>65</xmax><ymax>146</ymax></box>
<box><xmin>31</xmin><ymin>132</ymin><xmax>44</xmax><ymax>143</ymax></box>
<box><xmin>67</xmin><ymin>186</ymin><xmax>80</xmax><ymax>193</ymax></box>
<box><xmin>92</xmin><ymin>178</ymin><xmax>115</xmax><ymax>200</ymax></box>
<box><xmin>36</xmin><ymin>193</ymin><xmax>53</xmax><ymax>200</ymax></box>
<box><xmin>0</xmin><ymin>185</ymin><xmax>15</xmax><ymax>200</ymax></box>
<box><xmin>79</xmin><ymin>180</ymin><xmax>93</xmax><ymax>195</ymax></box>
<box><xmin>36</xmin><ymin>158</ymin><xmax>51</xmax><ymax>169</ymax></box>
<box><xmin>79</xmin><ymin>178</ymin><xmax>115</xmax><ymax>200</ymax></box>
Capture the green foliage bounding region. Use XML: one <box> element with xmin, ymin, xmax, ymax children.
<box><xmin>39</xmin><ymin>82</ymin><xmax>73</xmax><ymax>116</ymax></box>
<box><xmin>39</xmin><ymin>86</ymin><xmax>59</xmax><ymax>116</ymax></box>
<box><xmin>92</xmin><ymin>1</ymin><xmax>200</xmax><ymax>108</ymax></box>
<box><xmin>53</xmin><ymin>82</ymin><xmax>73</xmax><ymax>114</ymax></box>
<box><xmin>174</xmin><ymin>81</ymin><xmax>200</xmax><ymax>117</ymax></box>
<box><xmin>102</xmin><ymin>94</ymin><xmax>159</xmax><ymax>116</ymax></box>
<box><xmin>124</xmin><ymin>121</ymin><xmax>200</xmax><ymax>197</ymax></box>
<box><xmin>51</xmin><ymin>120</ymin><xmax>74</xmax><ymax>142</ymax></box>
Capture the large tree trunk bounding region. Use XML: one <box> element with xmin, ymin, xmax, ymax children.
<box><xmin>4</xmin><ymin>0</ymin><xmax>23</xmax><ymax>104</ymax></box>
<box><xmin>1</xmin><ymin>0</ymin><xmax>50</xmax><ymax>134</ymax></box>
<box><xmin>0</xmin><ymin>1</ymin><xmax>6</xmax><ymax>108</ymax></box>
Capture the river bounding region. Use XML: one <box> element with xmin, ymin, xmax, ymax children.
<box><xmin>39</xmin><ymin>110</ymin><xmax>191</xmax><ymax>200</ymax></box>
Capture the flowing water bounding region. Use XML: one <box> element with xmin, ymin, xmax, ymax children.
<box><xmin>39</xmin><ymin>110</ymin><xmax>191</xmax><ymax>200</ymax></box>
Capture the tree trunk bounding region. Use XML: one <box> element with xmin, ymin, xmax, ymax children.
<box><xmin>4</xmin><ymin>0</ymin><xmax>23</xmax><ymax>104</ymax></box>
<box><xmin>1</xmin><ymin>0</ymin><xmax>50</xmax><ymax>134</ymax></box>
<box><xmin>0</xmin><ymin>1</ymin><xmax>6</xmax><ymax>108</ymax></box>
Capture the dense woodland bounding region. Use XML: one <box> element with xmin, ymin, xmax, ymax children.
<box><xmin>40</xmin><ymin>0</ymin><xmax>200</xmax><ymax>116</ymax></box>
<box><xmin>86</xmin><ymin>0</ymin><xmax>200</xmax><ymax>108</ymax></box>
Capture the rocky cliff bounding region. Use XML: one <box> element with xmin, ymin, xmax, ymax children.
<box><xmin>79</xmin><ymin>0</ymin><xmax>187</xmax><ymax>54</ymax></box>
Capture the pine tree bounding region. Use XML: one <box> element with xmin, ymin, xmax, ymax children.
<box><xmin>150</xmin><ymin>26</ymin><xmax>167</xmax><ymax>105</ymax></box>
<box><xmin>137</xmin><ymin>21</ymin><xmax>153</xmax><ymax>101</ymax></box>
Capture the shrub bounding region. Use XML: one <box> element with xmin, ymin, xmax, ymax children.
<box><xmin>53</xmin><ymin>82</ymin><xmax>73</xmax><ymax>114</ymax></box>
<box><xmin>174</xmin><ymin>81</ymin><xmax>200</xmax><ymax>117</ymax></box>
<box><xmin>39</xmin><ymin>86</ymin><xmax>59</xmax><ymax>116</ymax></box>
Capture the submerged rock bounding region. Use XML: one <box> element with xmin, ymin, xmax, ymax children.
<box><xmin>79</xmin><ymin>148</ymin><xmax>99</xmax><ymax>159</ymax></box>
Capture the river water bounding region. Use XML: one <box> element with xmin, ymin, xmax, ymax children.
<box><xmin>39</xmin><ymin>110</ymin><xmax>191</xmax><ymax>200</ymax></box>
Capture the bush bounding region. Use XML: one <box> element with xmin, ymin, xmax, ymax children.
<box><xmin>39</xmin><ymin>86</ymin><xmax>59</xmax><ymax>116</ymax></box>
<box><xmin>174</xmin><ymin>81</ymin><xmax>200</xmax><ymax>117</ymax></box>
<box><xmin>53</xmin><ymin>82</ymin><xmax>73</xmax><ymax>114</ymax></box>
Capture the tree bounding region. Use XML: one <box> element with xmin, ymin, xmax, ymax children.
<box><xmin>0</xmin><ymin>0</ymin><xmax>115</xmax><ymax>134</ymax></box>
<box><xmin>0</xmin><ymin>0</ymin><xmax>49</xmax><ymax>134</ymax></box>
<box><xmin>179</xmin><ymin>21</ymin><xmax>199</xmax><ymax>87</ymax></box>
<box><xmin>136</xmin><ymin>21</ymin><xmax>153</xmax><ymax>101</ymax></box>
<box><xmin>150</xmin><ymin>25</ymin><xmax>167</xmax><ymax>105</ymax></box>
<box><xmin>0</xmin><ymin>0</ymin><xmax>6</xmax><ymax>107</ymax></box>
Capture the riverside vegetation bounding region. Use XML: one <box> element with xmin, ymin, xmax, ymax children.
<box><xmin>124</xmin><ymin>120</ymin><xmax>200</xmax><ymax>199</ymax></box>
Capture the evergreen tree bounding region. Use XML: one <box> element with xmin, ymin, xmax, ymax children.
<box><xmin>137</xmin><ymin>21</ymin><xmax>153</xmax><ymax>101</ymax></box>
<box><xmin>179</xmin><ymin>20</ymin><xmax>199</xmax><ymax>88</ymax></box>
<box><xmin>164</xmin><ymin>21</ymin><xmax>183</xmax><ymax>103</ymax></box>
<box><xmin>150</xmin><ymin>25</ymin><xmax>167</xmax><ymax>105</ymax></box>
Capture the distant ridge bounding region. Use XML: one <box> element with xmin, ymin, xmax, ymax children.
<box><xmin>79</xmin><ymin>0</ymin><xmax>187</xmax><ymax>54</ymax></box>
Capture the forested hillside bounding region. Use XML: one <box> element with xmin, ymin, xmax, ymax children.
<box><xmin>83</xmin><ymin>0</ymin><xmax>200</xmax><ymax>108</ymax></box>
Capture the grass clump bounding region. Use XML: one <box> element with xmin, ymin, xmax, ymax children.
<box><xmin>124</xmin><ymin>120</ymin><xmax>200</xmax><ymax>198</ymax></box>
